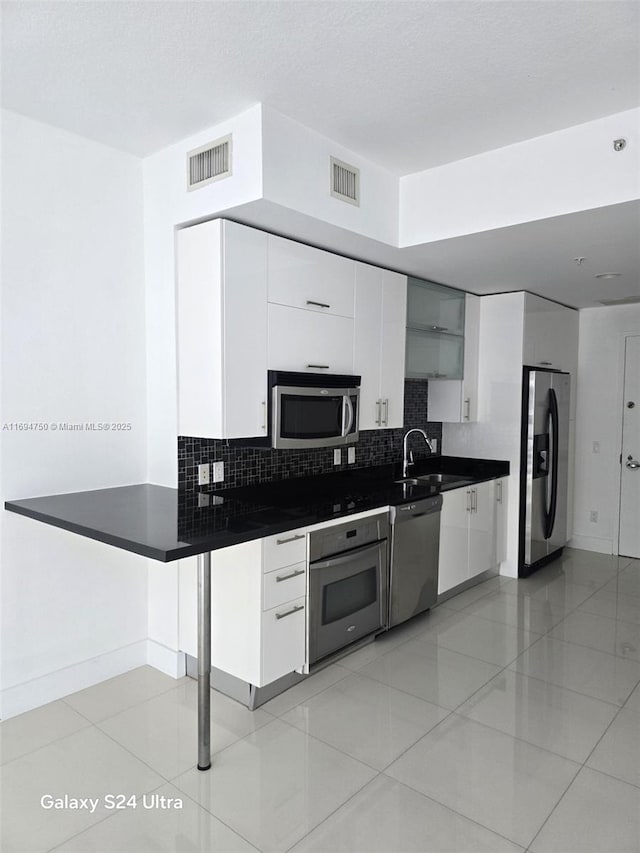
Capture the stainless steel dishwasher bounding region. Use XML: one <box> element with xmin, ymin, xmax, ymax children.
<box><xmin>388</xmin><ymin>495</ymin><xmax>442</xmax><ymax>628</ymax></box>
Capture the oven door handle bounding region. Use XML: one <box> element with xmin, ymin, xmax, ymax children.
<box><xmin>341</xmin><ymin>393</ymin><xmax>354</xmax><ymax>437</ymax></box>
<box><xmin>309</xmin><ymin>539</ymin><xmax>384</xmax><ymax>572</ymax></box>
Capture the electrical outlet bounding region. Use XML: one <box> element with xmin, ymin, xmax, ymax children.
<box><xmin>197</xmin><ymin>463</ymin><xmax>210</xmax><ymax>486</ymax></box>
<box><xmin>333</xmin><ymin>448</ymin><xmax>342</xmax><ymax>466</ymax></box>
<box><xmin>347</xmin><ymin>446</ymin><xmax>356</xmax><ymax>464</ymax></box>
<box><xmin>212</xmin><ymin>461</ymin><xmax>224</xmax><ymax>483</ymax></box>
<box><xmin>593</xmin><ymin>441</ymin><xmax>600</xmax><ymax>454</ymax></box>
<box><xmin>590</xmin><ymin>510</ymin><xmax>598</xmax><ymax>523</ymax></box>
<box><xmin>197</xmin><ymin>492</ymin><xmax>210</xmax><ymax>507</ymax></box>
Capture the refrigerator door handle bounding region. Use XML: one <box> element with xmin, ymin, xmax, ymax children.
<box><xmin>544</xmin><ymin>388</ymin><xmax>560</xmax><ymax>540</ymax></box>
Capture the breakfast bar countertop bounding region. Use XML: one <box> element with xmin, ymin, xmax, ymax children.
<box><xmin>4</xmin><ymin>457</ymin><xmax>509</xmax><ymax>562</ymax></box>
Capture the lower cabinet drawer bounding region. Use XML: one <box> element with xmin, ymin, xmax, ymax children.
<box><xmin>261</xmin><ymin>596</ymin><xmax>306</xmax><ymax>687</ymax></box>
<box><xmin>263</xmin><ymin>562</ymin><xmax>307</xmax><ymax>610</ymax></box>
<box><xmin>262</xmin><ymin>530</ymin><xmax>307</xmax><ymax>573</ymax></box>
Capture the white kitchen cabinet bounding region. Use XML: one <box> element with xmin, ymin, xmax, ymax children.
<box><xmin>178</xmin><ymin>530</ymin><xmax>308</xmax><ymax>689</ymax></box>
<box><xmin>427</xmin><ymin>294</ymin><xmax>480</xmax><ymax>423</ymax></box>
<box><xmin>354</xmin><ymin>262</ymin><xmax>407</xmax><ymax>429</ymax></box>
<box><xmin>267</xmin><ymin>234</ymin><xmax>355</xmax><ymax>318</ymax></box>
<box><xmin>267</xmin><ymin>303</ymin><xmax>355</xmax><ymax>374</ymax></box>
<box><xmin>438</xmin><ymin>480</ymin><xmax>499</xmax><ymax>595</ymax></box>
<box><xmin>177</xmin><ymin>219</ymin><xmax>268</xmax><ymax>439</ymax></box>
<box><xmin>523</xmin><ymin>293</ymin><xmax>579</xmax><ymax>420</ymax></box>
<box><xmin>495</xmin><ymin>477</ymin><xmax>508</xmax><ymax>565</ymax></box>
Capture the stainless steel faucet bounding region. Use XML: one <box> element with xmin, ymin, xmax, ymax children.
<box><xmin>402</xmin><ymin>428</ymin><xmax>435</xmax><ymax>478</ymax></box>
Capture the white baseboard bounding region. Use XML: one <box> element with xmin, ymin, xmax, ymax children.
<box><xmin>146</xmin><ymin>640</ymin><xmax>186</xmax><ymax>679</ymax></box>
<box><xmin>0</xmin><ymin>641</ymin><xmax>148</xmax><ymax>720</ymax></box>
<box><xmin>567</xmin><ymin>535</ymin><xmax>614</xmax><ymax>555</ymax></box>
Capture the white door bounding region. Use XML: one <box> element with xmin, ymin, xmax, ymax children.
<box><xmin>438</xmin><ymin>488</ymin><xmax>471</xmax><ymax>594</ymax></box>
<box><xmin>468</xmin><ymin>481</ymin><xmax>497</xmax><ymax>578</ymax></box>
<box><xmin>619</xmin><ymin>335</ymin><xmax>640</xmax><ymax>558</ymax></box>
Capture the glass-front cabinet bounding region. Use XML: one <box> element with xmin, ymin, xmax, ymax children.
<box><xmin>405</xmin><ymin>278</ymin><xmax>465</xmax><ymax>379</ymax></box>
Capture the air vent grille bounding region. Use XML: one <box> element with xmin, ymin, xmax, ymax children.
<box><xmin>187</xmin><ymin>135</ymin><xmax>232</xmax><ymax>190</ymax></box>
<box><xmin>598</xmin><ymin>295</ymin><xmax>640</xmax><ymax>306</ymax></box>
<box><xmin>330</xmin><ymin>156</ymin><xmax>360</xmax><ymax>206</ymax></box>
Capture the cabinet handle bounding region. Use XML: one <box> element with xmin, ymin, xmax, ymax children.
<box><xmin>496</xmin><ymin>480</ymin><xmax>503</xmax><ymax>504</ymax></box>
<box><xmin>276</xmin><ymin>534</ymin><xmax>305</xmax><ymax>545</ymax></box>
<box><xmin>275</xmin><ymin>603</ymin><xmax>305</xmax><ymax>620</ymax></box>
<box><xmin>375</xmin><ymin>400</ymin><xmax>382</xmax><ymax>426</ymax></box>
<box><xmin>430</xmin><ymin>325</ymin><xmax>449</xmax><ymax>332</ymax></box>
<box><xmin>382</xmin><ymin>398</ymin><xmax>389</xmax><ymax>426</ymax></box>
<box><xmin>276</xmin><ymin>568</ymin><xmax>306</xmax><ymax>582</ymax></box>
<box><xmin>307</xmin><ymin>364</ymin><xmax>329</xmax><ymax>369</ymax></box>
<box><xmin>466</xmin><ymin>489</ymin><xmax>472</xmax><ymax>513</ymax></box>
<box><xmin>306</xmin><ymin>300</ymin><xmax>331</xmax><ymax>309</ymax></box>
<box><xmin>261</xmin><ymin>401</ymin><xmax>267</xmax><ymax>432</ymax></box>
<box><xmin>463</xmin><ymin>398</ymin><xmax>471</xmax><ymax>421</ymax></box>
<box><xmin>472</xmin><ymin>488</ymin><xmax>478</xmax><ymax>513</ymax></box>
<box><xmin>539</xmin><ymin>361</ymin><xmax>553</xmax><ymax>366</ymax></box>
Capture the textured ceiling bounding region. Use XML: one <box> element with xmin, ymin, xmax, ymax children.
<box><xmin>2</xmin><ymin>0</ymin><xmax>639</xmax><ymax>171</ymax></box>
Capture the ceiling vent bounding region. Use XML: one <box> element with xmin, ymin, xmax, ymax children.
<box><xmin>330</xmin><ymin>156</ymin><xmax>360</xmax><ymax>206</ymax></box>
<box><xmin>598</xmin><ymin>294</ymin><xmax>640</xmax><ymax>306</ymax></box>
<box><xmin>187</xmin><ymin>135</ymin><xmax>232</xmax><ymax>190</ymax></box>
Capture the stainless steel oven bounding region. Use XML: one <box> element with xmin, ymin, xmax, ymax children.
<box><xmin>268</xmin><ymin>370</ymin><xmax>360</xmax><ymax>449</ymax></box>
<box><xmin>309</xmin><ymin>513</ymin><xmax>388</xmax><ymax>665</ymax></box>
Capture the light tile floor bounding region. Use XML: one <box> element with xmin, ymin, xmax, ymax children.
<box><xmin>1</xmin><ymin>548</ymin><xmax>639</xmax><ymax>853</ymax></box>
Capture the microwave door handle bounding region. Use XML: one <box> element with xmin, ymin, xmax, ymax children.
<box><xmin>342</xmin><ymin>394</ymin><xmax>354</xmax><ymax>437</ymax></box>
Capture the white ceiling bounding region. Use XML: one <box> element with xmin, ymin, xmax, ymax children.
<box><xmin>2</xmin><ymin>0</ymin><xmax>639</xmax><ymax>172</ymax></box>
<box><xmin>2</xmin><ymin>1</ymin><xmax>639</xmax><ymax>308</ymax></box>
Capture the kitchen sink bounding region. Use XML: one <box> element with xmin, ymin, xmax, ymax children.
<box><xmin>394</xmin><ymin>473</ymin><xmax>472</xmax><ymax>487</ymax></box>
<box><xmin>417</xmin><ymin>473</ymin><xmax>472</xmax><ymax>485</ymax></box>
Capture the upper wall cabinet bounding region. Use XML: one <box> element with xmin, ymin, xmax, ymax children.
<box><xmin>522</xmin><ymin>293</ymin><xmax>579</xmax><ymax>420</ymax></box>
<box><xmin>267</xmin><ymin>235</ymin><xmax>355</xmax><ymax>318</ymax></box>
<box><xmin>354</xmin><ymin>263</ymin><xmax>407</xmax><ymax>430</ymax></box>
<box><xmin>177</xmin><ymin>220</ymin><xmax>268</xmax><ymax>439</ymax></box>
<box><xmin>405</xmin><ymin>279</ymin><xmax>466</xmax><ymax>380</ymax></box>
<box><xmin>427</xmin><ymin>294</ymin><xmax>480</xmax><ymax>423</ymax></box>
<box><xmin>266</xmin><ymin>235</ymin><xmax>356</xmax><ymax>374</ymax></box>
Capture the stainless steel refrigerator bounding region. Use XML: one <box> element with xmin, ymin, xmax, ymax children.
<box><xmin>519</xmin><ymin>367</ymin><xmax>570</xmax><ymax>577</ymax></box>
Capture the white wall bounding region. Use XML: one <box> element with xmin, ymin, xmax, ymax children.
<box><xmin>400</xmin><ymin>109</ymin><xmax>640</xmax><ymax>245</ymax></box>
<box><xmin>572</xmin><ymin>304</ymin><xmax>640</xmax><ymax>554</ymax></box>
<box><xmin>261</xmin><ymin>106</ymin><xmax>398</xmax><ymax>246</ymax></box>
<box><xmin>0</xmin><ymin>111</ymin><xmax>148</xmax><ymax>717</ymax></box>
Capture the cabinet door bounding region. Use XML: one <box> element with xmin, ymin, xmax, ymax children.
<box><xmin>380</xmin><ymin>271</ymin><xmax>407</xmax><ymax>428</ymax></box>
<box><xmin>438</xmin><ymin>487</ymin><xmax>471</xmax><ymax>595</ymax></box>
<box><xmin>354</xmin><ymin>263</ymin><xmax>383</xmax><ymax>430</ymax></box>
<box><xmin>261</xmin><ymin>597</ymin><xmax>306</xmax><ymax>687</ymax></box>
<box><xmin>268</xmin><ymin>235</ymin><xmax>355</xmax><ymax>318</ymax></box>
<box><xmin>494</xmin><ymin>478</ymin><xmax>508</xmax><ymax>565</ymax></box>
<box><xmin>267</xmin><ymin>304</ymin><xmax>355</xmax><ymax>374</ymax></box>
<box><xmin>407</xmin><ymin>279</ymin><xmax>465</xmax><ymax>333</ymax></box>
<box><xmin>223</xmin><ymin>222</ymin><xmax>269</xmax><ymax>438</ymax></box>
<box><xmin>462</xmin><ymin>294</ymin><xmax>480</xmax><ymax>422</ymax></box>
<box><xmin>468</xmin><ymin>481</ymin><xmax>497</xmax><ymax>578</ymax></box>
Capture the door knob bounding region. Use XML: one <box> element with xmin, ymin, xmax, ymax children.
<box><xmin>626</xmin><ymin>457</ymin><xmax>640</xmax><ymax>469</ymax></box>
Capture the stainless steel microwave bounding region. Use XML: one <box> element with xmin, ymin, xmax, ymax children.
<box><xmin>268</xmin><ymin>371</ymin><xmax>360</xmax><ymax>449</ymax></box>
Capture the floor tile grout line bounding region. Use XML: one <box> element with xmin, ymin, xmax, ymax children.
<box><xmin>59</xmin><ymin>674</ymin><xmax>192</xmax><ymax>726</ymax></box>
<box><xmin>382</xmin><ymin>771</ymin><xmax>532</xmax><ymax>852</ymax></box>
<box><xmin>524</xmin><ymin>761</ymin><xmax>585</xmax><ymax>852</ymax></box>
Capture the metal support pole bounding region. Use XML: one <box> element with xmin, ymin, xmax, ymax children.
<box><xmin>197</xmin><ymin>552</ymin><xmax>211</xmax><ymax>771</ymax></box>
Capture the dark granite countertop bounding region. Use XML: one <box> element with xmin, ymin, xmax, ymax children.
<box><xmin>4</xmin><ymin>456</ymin><xmax>509</xmax><ymax>562</ymax></box>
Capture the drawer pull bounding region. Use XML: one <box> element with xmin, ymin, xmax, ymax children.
<box><xmin>275</xmin><ymin>603</ymin><xmax>305</xmax><ymax>620</ymax></box>
<box><xmin>276</xmin><ymin>568</ymin><xmax>306</xmax><ymax>582</ymax></box>
<box><xmin>276</xmin><ymin>534</ymin><xmax>305</xmax><ymax>545</ymax></box>
<box><xmin>306</xmin><ymin>364</ymin><xmax>329</xmax><ymax>369</ymax></box>
<box><xmin>539</xmin><ymin>361</ymin><xmax>553</xmax><ymax>366</ymax></box>
<box><xmin>306</xmin><ymin>300</ymin><xmax>331</xmax><ymax>308</ymax></box>
<box><xmin>430</xmin><ymin>325</ymin><xmax>448</xmax><ymax>332</ymax></box>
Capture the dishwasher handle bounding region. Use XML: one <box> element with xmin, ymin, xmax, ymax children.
<box><xmin>390</xmin><ymin>497</ymin><xmax>442</xmax><ymax>523</ymax></box>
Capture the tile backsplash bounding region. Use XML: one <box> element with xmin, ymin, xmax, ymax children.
<box><xmin>178</xmin><ymin>379</ymin><xmax>442</xmax><ymax>491</ymax></box>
